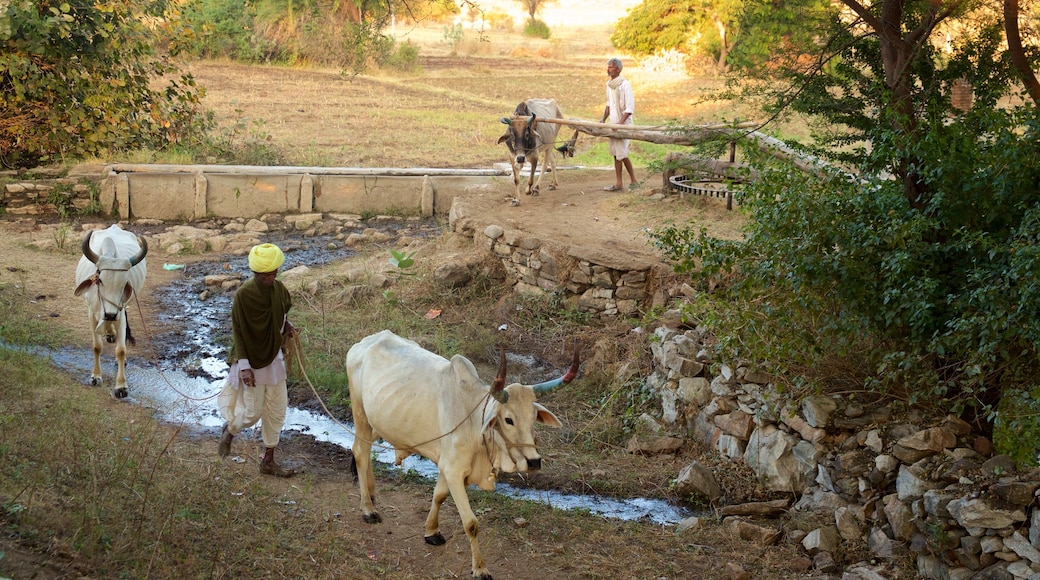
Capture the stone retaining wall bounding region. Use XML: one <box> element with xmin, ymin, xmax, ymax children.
<box><xmin>448</xmin><ymin>198</ymin><xmax>677</xmax><ymax>319</ymax></box>
<box><xmin>646</xmin><ymin>321</ymin><xmax>1040</xmax><ymax>579</ymax></box>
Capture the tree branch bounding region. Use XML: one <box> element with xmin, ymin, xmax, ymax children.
<box><xmin>840</xmin><ymin>0</ymin><xmax>884</xmax><ymax>33</ymax></box>
<box><xmin>1004</xmin><ymin>0</ymin><xmax>1040</xmax><ymax>107</ymax></box>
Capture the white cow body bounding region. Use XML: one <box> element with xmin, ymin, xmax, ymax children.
<box><xmin>73</xmin><ymin>224</ymin><xmax>148</xmax><ymax>398</ymax></box>
<box><xmin>346</xmin><ymin>330</ymin><xmax>577</xmax><ymax>580</ymax></box>
<box><xmin>498</xmin><ymin>98</ymin><xmax>564</xmax><ymax>201</ymax></box>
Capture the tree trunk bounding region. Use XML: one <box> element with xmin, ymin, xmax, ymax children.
<box><xmin>1004</xmin><ymin>0</ymin><xmax>1040</xmax><ymax>107</ymax></box>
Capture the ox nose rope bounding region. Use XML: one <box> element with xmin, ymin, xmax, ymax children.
<box><xmin>90</xmin><ymin>268</ymin><xmax>133</xmax><ymax>319</ymax></box>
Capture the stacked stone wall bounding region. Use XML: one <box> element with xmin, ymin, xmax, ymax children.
<box><xmin>1</xmin><ymin>169</ymin><xmax>100</xmax><ymax>217</ymax></box>
<box><xmin>451</xmin><ymin>212</ymin><xmax>675</xmax><ymax>319</ymax></box>
<box><xmin>648</xmin><ymin>321</ymin><xmax>1040</xmax><ymax>579</ymax></box>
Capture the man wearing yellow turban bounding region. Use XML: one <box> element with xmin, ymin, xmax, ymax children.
<box><xmin>217</xmin><ymin>243</ymin><xmax>297</xmax><ymax>477</ymax></box>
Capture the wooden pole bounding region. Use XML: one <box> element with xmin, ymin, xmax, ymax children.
<box><xmin>535</xmin><ymin>117</ymin><xmax>759</xmax><ymax>132</ymax></box>
<box><xmin>534</xmin><ymin>117</ymin><xmax>836</xmax><ymax>178</ymax></box>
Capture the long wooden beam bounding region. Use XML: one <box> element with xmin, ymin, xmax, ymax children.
<box><xmin>536</xmin><ymin>117</ymin><xmax>835</xmax><ymax>177</ymax></box>
<box><xmin>536</xmin><ymin>117</ymin><xmax>759</xmax><ymax>131</ymax></box>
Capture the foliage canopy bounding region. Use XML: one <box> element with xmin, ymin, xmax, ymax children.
<box><xmin>611</xmin><ymin>0</ymin><xmax>834</xmax><ymax>73</ymax></box>
<box><xmin>651</xmin><ymin>0</ymin><xmax>1040</xmax><ymax>459</ymax></box>
<box><xmin>177</xmin><ymin>0</ymin><xmax>454</xmax><ymax>70</ymax></box>
<box><xmin>0</xmin><ymin>0</ymin><xmax>211</xmax><ymax>169</ymax></box>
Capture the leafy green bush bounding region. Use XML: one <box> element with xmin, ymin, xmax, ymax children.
<box><xmin>443</xmin><ymin>22</ymin><xmax>464</xmax><ymax>55</ymax></box>
<box><xmin>0</xmin><ymin>0</ymin><xmax>212</xmax><ymax>169</ymax></box>
<box><xmin>651</xmin><ymin>108</ymin><xmax>1040</xmax><ymax>462</ymax></box>
<box><xmin>610</xmin><ymin>0</ymin><xmax>698</xmax><ymax>56</ymax></box>
<box><xmin>610</xmin><ymin>0</ymin><xmax>834</xmax><ymax>73</ymax></box>
<box><xmin>650</xmin><ymin>0</ymin><xmax>1040</xmax><ymax>463</ymax></box>
<box><xmin>179</xmin><ymin>0</ymin><xmax>276</xmax><ymax>61</ymax></box>
<box><xmin>522</xmin><ymin>18</ymin><xmax>550</xmax><ymax>39</ymax></box>
<box><xmin>202</xmin><ymin>110</ymin><xmax>286</xmax><ymax>165</ymax></box>
<box><xmin>381</xmin><ymin>39</ymin><xmax>422</xmax><ymax>72</ymax></box>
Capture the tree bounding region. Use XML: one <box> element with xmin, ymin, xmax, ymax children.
<box><xmin>0</xmin><ymin>0</ymin><xmax>210</xmax><ymax>169</ymax></box>
<box><xmin>177</xmin><ymin>0</ymin><xmax>461</xmax><ymax>71</ymax></box>
<box><xmin>1005</xmin><ymin>0</ymin><xmax>1040</xmax><ymax>106</ymax></box>
<box><xmin>653</xmin><ymin>0</ymin><xmax>1040</xmax><ymax>449</ymax></box>
<box><xmin>514</xmin><ymin>0</ymin><xmax>556</xmax><ymax>23</ymax></box>
<box><xmin>611</xmin><ymin>0</ymin><xmax>833</xmax><ymax>73</ymax></box>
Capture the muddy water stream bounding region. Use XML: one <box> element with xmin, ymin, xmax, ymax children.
<box><xmin>30</xmin><ymin>232</ymin><xmax>690</xmax><ymax>525</ymax></box>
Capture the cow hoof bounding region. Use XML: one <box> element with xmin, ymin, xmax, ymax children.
<box><xmin>424</xmin><ymin>533</ymin><xmax>446</xmax><ymax>546</ymax></box>
<box><xmin>90</xmin><ymin>377</ymin><xmax>101</xmax><ymax>386</ymax></box>
<box><xmin>475</xmin><ymin>573</ymin><xmax>493</xmax><ymax>580</ymax></box>
<box><xmin>113</xmin><ymin>388</ymin><xmax>128</xmax><ymax>399</ymax></box>
<box><xmin>549</xmin><ymin>184</ymin><xmax>557</xmax><ymax>190</ymax></box>
<box><xmin>362</xmin><ymin>513</ymin><xmax>382</xmax><ymax>524</ymax></box>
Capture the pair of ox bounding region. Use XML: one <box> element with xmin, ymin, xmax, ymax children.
<box><xmin>347</xmin><ymin>330</ymin><xmax>580</xmax><ymax>580</ymax></box>
<box><xmin>73</xmin><ymin>224</ymin><xmax>148</xmax><ymax>399</ymax></box>
<box><xmin>497</xmin><ymin>98</ymin><xmax>578</xmax><ymax>201</ymax></box>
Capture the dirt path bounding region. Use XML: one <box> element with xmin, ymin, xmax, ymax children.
<box><xmin>453</xmin><ymin>167</ymin><xmax>743</xmax><ymax>257</ymax></box>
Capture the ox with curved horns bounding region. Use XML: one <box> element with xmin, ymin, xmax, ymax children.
<box><xmin>73</xmin><ymin>224</ymin><xmax>148</xmax><ymax>399</ymax></box>
<box><xmin>497</xmin><ymin>98</ymin><xmax>564</xmax><ymax>202</ymax></box>
<box><xmin>346</xmin><ymin>330</ymin><xmax>580</xmax><ymax>580</ymax></box>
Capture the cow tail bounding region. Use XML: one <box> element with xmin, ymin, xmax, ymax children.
<box><xmin>349</xmin><ymin>451</ymin><xmax>359</xmax><ymax>483</ymax></box>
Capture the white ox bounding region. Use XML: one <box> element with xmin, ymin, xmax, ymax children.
<box><xmin>73</xmin><ymin>224</ymin><xmax>148</xmax><ymax>399</ymax></box>
<box><xmin>497</xmin><ymin>98</ymin><xmax>564</xmax><ymax>201</ymax></box>
<box><xmin>346</xmin><ymin>330</ymin><xmax>579</xmax><ymax>580</ymax></box>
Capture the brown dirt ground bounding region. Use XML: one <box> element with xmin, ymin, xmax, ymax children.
<box><xmin>0</xmin><ymin>191</ymin><xmax>827</xmax><ymax>580</ymax></box>
<box><xmin>452</xmin><ymin>167</ymin><xmax>745</xmax><ymax>255</ymax></box>
<box><xmin>0</xmin><ymin>19</ymin><xmax>832</xmax><ymax>579</ymax></box>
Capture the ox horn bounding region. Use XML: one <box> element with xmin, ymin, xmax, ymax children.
<box><xmin>500</xmin><ymin>117</ymin><xmax>511</xmax><ymax>124</ymax></box>
<box><xmin>81</xmin><ymin>230</ymin><xmax>99</xmax><ymax>264</ymax></box>
<box><xmin>489</xmin><ymin>346</ymin><xmax>509</xmax><ymax>403</ymax></box>
<box><xmin>129</xmin><ymin>235</ymin><xmax>148</xmax><ymax>266</ymax></box>
<box><xmin>532</xmin><ymin>340</ymin><xmax>581</xmax><ymax>395</ymax></box>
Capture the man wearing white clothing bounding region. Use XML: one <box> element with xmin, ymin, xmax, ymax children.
<box><xmin>600</xmin><ymin>57</ymin><xmax>638</xmax><ymax>191</ymax></box>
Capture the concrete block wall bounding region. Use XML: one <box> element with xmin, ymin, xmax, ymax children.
<box><xmin>95</xmin><ymin>164</ymin><xmax>504</xmax><ymax>220</ymax></box>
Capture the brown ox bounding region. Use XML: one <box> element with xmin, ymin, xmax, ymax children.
<box><xmin>346</xmin><ymin>330</ymin><xmax>579</xmax><ymax>580</ymax></box>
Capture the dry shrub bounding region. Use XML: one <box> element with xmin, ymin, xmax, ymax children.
<box><xmin>484</xmin><ymin>10</ymin><xmax>514</xmax><ymax>32</ymax></box>
<box><xmin>460</xmin><ymin>37</ymin><xmax>493</xmax><ymax>56</ymax></box>
<box><xmin>509</xmin><ymin>46</ymin><xmax>538</xmax><ymax>58</ymax></box>
<box><xmin>548</xmin><ymin>38</ymin><xmax>567</xmax><ymax>60</ymax></box>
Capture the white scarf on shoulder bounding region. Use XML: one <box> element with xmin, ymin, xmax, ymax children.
<box><xmin>607</xmin><ymin>76</ymin><xmax>627</xmax><ymax>123</ymax></box>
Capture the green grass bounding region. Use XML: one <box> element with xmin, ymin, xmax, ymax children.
<box><xmin>0</xmin><ymin>283</ymin><xmax>71</xmax><ymax>348</ymax></box>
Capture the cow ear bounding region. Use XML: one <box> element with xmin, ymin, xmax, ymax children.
<box><xmin>449</xmin><ymin>354</ymin><xmax>482</xmax><ymax>390</ymax></box>
<box><xmin>500</xmin><ymin>117</ymin><xmax>510</xmax><ymax>124</ymax></box>
<box><xmin>534</xmin><ymin>403</ymin><xmax>562</xmax><ymax>428</ymax></box>
<box><xmin>74</xmin><ymin>277</ymin><xmax>96</xmax><ymax>297</ymax></box>
<box><xmin>497</xmin><ymin>133</ymin><xmax>509</xmax><ymax>144</ymax></box>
